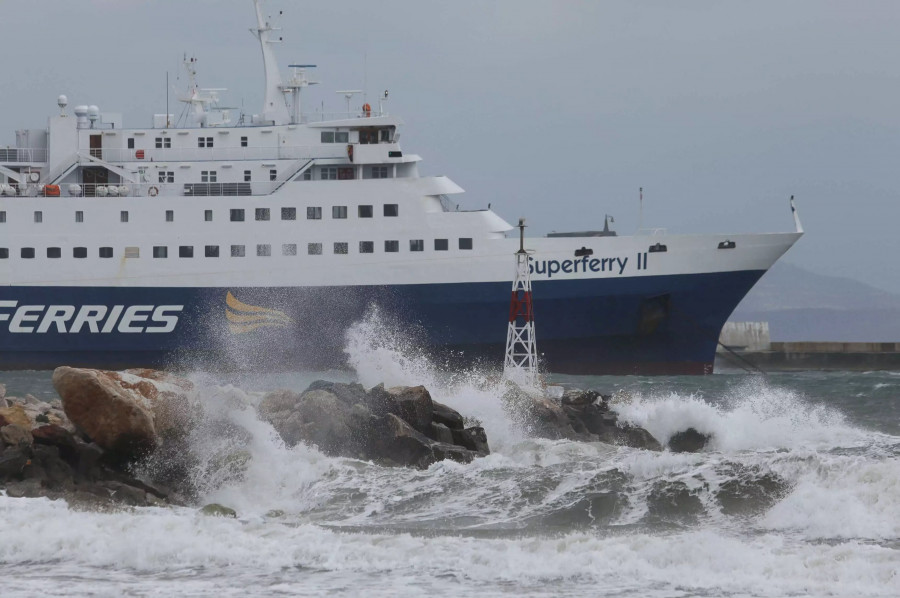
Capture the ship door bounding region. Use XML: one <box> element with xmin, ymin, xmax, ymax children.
<box><xmin>82</xmin><ymin>167</ymin><xmax>108</xmax><ymax>197</ymax></box>
<box><xmin>89</xmin><ymin>134</ymin><xmax>102</xmax><ymax>159</ymax></box>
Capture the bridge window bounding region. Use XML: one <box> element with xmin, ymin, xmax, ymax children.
<box><xmin>231</xmin><ymin>245</ymin><xmax>245</xmax><ymax>257</ymax></box>
<box><xmin>384</xmin><ymin>204</ymin><xmax>398</xmax><ymax>217</ymax></box>
<box><xmin>198</xmin><ymin>136</ymin><xmax>213</xmax><ymax>148</ymax></box>
<box><xmin>99</xmin><ymin>247</ymin><xmax>113</xmax><ymax>258</ymax></box>
<box><xmin>320</xmin><ymin>131</ymin><xmax>335</xmax><ymax>143</ymax></box>
<box><xmin>201</xmin><ymin>170</ymin><xmax>217</xmax><ymax>183</ymax></box>
<box><xmin>459</xmin><ymin>238</ymin><xmax>473</xmax><ymax>250</ymax></box>
<box><xmin>384</xmin><ymin>240</ymin><xmax>399</xmax><ymax>253</ymax></box>
<box><xmin>282</xmin><ymin>243</ymin><xmax>297</xmax><ymax>256</ymax></box>
<box><xmin>0</xmin><ymin>248</ymin><xmax>7</xmax><ymax>259</ymax></box>
<box><xmin>47</xmin><ymin>247</ymin><xmax>61</xmax><ymax>259</ymax></box>
<box><xmin>205</xmin><ymin>210</ymin><xmax>213</xmax><ymax>222</ymax></box>
<box><xmin>241</xmin><ymin>136</ymin><xmax>248</xmax><ymax>147</ymax></box>
<box><xmin>434</xmin><ymin>239</ymin><xmax>448</xmax><ymax>251</ymax></box>
<box><xmin>179</xmin><ymin>246</ymin><xmax>193</xmax><ymax>258</ymax></box>
<box><xmin>308</xmin><ymin>243</ymin><xmax>322</xmax><ymax>255</ymax></box>
<box><xmin>320</xmin><ymin>167</ymin><xmax>337</xmax><ymax>180</ymax></box>
<box><xmin>153</xmin><ymin>246</ymin><xmax>168</xmax><ymax>258</ymax></box>
<box><xmin>73</xmin><ymin>247</ymin><xmax>87</xmax><ymax>258</ymax></box>
<box><xmin>410</xmin><ymin>239</ymin><xmax>424</xmax><ymax>252</ymax></box>
<box><xmin>155</xmin><ymin>137</ymin><xmax>171</xmax><ymax>149</ymax></box>
<box><xmin>159</xmin><ymin>171</ymin><xmax>174</xmax><ymax>183</ymax></box>
<box><xmin>75</xmin><ymin>211</ymin><xmax>83</xmax><ymax>223</ymax></box>
<box><xmin>166</xmin><ymin>210</ymin><xmax>174</xmax><ymax>222</ymax></box>
<box><xmin>332</xmin><ymin>206</ymin><xmax>347</xmax><ymax>219</ymax></box>
<box><xmin>257</xmin><ymin>244</ymin><xmax>271</xmax><ymax>257</ymax></box>
<box><xmin>205</xmin><ymin>245</ymin><xmax>219</xmax><ymax>257</ymax></box>
<box><xmin>230</xmin><ymin>209</ymin><xmax>244</xmax><ymax>222</ymax></box>
<box><xmin>335</xmin><ymin>132</ymin><xmax>349</xmax><ymax>143</ymax></box>
<box><xmin>307</xmin><ymin>207</ymin><xmax>322</xmax><ymax>220</ymax></box>
<box><xmin>370</xmin><ymin>166</ymin><xmax>389</xmax><ymax>179</ymax></box>
<box><xmin>34</xmin><ymin>211</ymin><xmax>42</xmax><ymax>223</ymax></box>
<box><xmin>359</xmin><ymin>241</ymin><xmax>374</xmax><ymax>254</ymax></box>
<box><xmin>338</xmin><ymin>167</ymin><xmax>354</xmax><ymax>180</ymax></box>
<box><xmin>281</xmin><ymin>207</ymin><xmax>296</xmax><ymax>220</ymax></box>
<box><xmin>120</xmin><ymin>211</ymin><xmax>128</xmax><ymax>223</ymax></box>
<box><xmin>334</xmin><ymin>242</ymin><xmax>348</xmax><ymax>255</ymax></box>
<box><xmin>256</xmin><ymin>208</ymin><xmax>270</xmax><ymax>221</ymax></box>
<box><xmin>358</xmin><ymin>205</ymin><xmax>373</xmax><ymax>218</ymax></box>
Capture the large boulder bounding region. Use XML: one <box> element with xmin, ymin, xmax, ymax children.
<box><xmin>668</xmin><ymin>428</ymin><xmax>711</xmax><ymax>453</ymax></box>
<box><xmin>52</xmin><ymin>367</ymin><xmax>194</xmax><ymax>462</ymax></box>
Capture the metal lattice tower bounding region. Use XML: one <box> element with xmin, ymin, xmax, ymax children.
<box><xmin>503</xmin><ymin>218</ymin><xmax>539</xmax><ymax>386</ymax></box>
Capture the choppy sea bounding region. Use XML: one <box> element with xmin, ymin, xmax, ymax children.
<box><xmin>1</xmin><ymin>326</ymin><xmax>898</xmax><ymax>597</ymax></box>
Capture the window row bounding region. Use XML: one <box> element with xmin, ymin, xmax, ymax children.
<box><xmin>0</xmin><ymin>239</ymin><xmax>474</xmax><ymax>260</ymax></box>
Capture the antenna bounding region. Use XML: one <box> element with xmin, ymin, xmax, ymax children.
<box><xmin>336</xmin><ymin>90</ymin><xmax>362</xmax><ymax>115</ymax></box>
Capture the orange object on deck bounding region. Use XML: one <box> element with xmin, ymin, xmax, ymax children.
<box><xmin>135</xmin><ymin>149</ymin><xmax>145</xmax><ymax>159</ymax></box>
<box><xmin>43</xmin><ymin>184</ymin><xmax>61</xmax><ymax>197</ymax></box>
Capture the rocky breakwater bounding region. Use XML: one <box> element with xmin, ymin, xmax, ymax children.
<box><xmin>0</xmin><ymin>368</ymin><xmax>192</xmax><ymax>507</ymax></box>
<box><xmin>258</xmin><ymin>380</ymin><xmax>489</xmax><ymax>468</ymax></box>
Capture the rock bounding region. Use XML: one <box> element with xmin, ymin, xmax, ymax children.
<box><xmin>668</xmin><ymin>428</ymin><xmax>711</xmax><ymax>453</ymax></box>
<box><xmin>0</xmin><ymin>404</ymin><xmax>32</xmax><ymax>428</ymax></box>
<box><xmin>715</xmin><ymin>464</ymin><xmax>789</xmax><ymax>515</ymax></box>
<box><xmin>0</xmin><ymin>383</ymin><xmax>5</xmax><ymax>399</ymax></box>
<box><xmin>384</xmin><ymin>386</ymin><xmax>433</xmax><ymax>434</ymax></box>
<box><xmin>429</xmin><ymin>422</ymin><xmax>455</xmax><ymax>445</ymax></box>
<box><xmin>0</xmin><ymin>397</ymin><xmax>7</xmax><ymax>410</ymax></box>
<box><xmin>432</xmin><ymin>401</ymin><xmax>465</xmax><ymax>430</ymax></box>
<box><xmin>618</xmin><ymin>425</ymin><xmax>663</xmax><ymax>451</ymax></box>
<box><xmin>526</xmin><ymin>396</ymin><xmax>580</xmax><ymax>440</ymax></box>
<box><xmin>200</xmin><ymin>503</ymin><xmax>237</xmax><ymax>518</ymax></box>
<box><xmin>1</xmin><ymin>424</ymin><xmax>33</xmax><ymax>448</ymax></box>
<box><xmin>52</xmin><ymin>366</ymin><xmax>193</xmax><ymax>462</ymax></box>
<box><xmin>258</xmin><ymin>389</ymin><xmax>303</xmax><ymax>415</ymax></box>
<box><xmin>3</xmin><ymin>479</ymin><xmax>43</xmax><ymax>498</ymax></box>
<box><xmin>451</xmin><ymin>426</ymin><xmax>490</xmax><ymax>456</ymax></box>
<box><xmin>0</xmin><ymin>445</ymin><xmax>30</xmax><ymax>478</ymax></box>
<box><xmin>430</xmin><ymin>442</ymin><xmax>476</xmax><ymax>465</ymax></box>
<box><xmin>305</xmin><ymin>380</ymin><xmax>368</xmax><ymax>406</ymax></box>
<box><xmin>375</xmin><ymin>413</ymin><xmax>436</xmax><ymax>468</ymax></box>
<box><xmin>647</xmin><ymin>480</ymin><xmax>705</xmax><ymax>520</ymax></box>
<box><xmin>561</xmin><ymin>389</ymin><xmax>602</xmax><ymax>407</ymax></box>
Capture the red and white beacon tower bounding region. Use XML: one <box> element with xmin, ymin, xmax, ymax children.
<box><xmin>503</xmin><ymin>218</ymin><xmax>539</xmax><ymax>386</ymax></box>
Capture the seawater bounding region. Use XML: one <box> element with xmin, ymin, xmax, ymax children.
<box><xmin>0</xmin><ymin>323</ymin><xmax>898</xmax><ymax>596</ymax></box>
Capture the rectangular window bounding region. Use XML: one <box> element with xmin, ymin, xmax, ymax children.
<box><xmin>128</xmin><ymin>138</ymin><xmax>135</xmax><ymax>149</ymax></box>
<box><xmin>241</xmin><ymin>136</ymin><xmax>248</xmax><ymax>147</ymax></box>
<box><xmin>332</xmin><ymin>205</ymin><xmax>347</xmax><ymax>219</ymax></box>
<box><xmin>155</xmin><ymin>137</ymin><xmax>170</xmax><ymax>149</ymax></box>
<box><xmin>153</xmin><ymin>246</ymin><xmax>168</xmax><ymax>258</ymax></box>
<box><xmin>75</xmin><ymin>211</ymin><xmax>83</xmax><ymax>223</ymax></box>
<box><xmin>434</xmin><ymin>239</ymin><xmax>449</xmax><ymax>251</ymax></box>
<box><xmin>158</xmin><ymin>171</ymin><xmax>174</xmax><ymax>183</ymax></box>
<box><xmin>0</xmin><ymin>211</ymin><xmax>5</xmax><ymax>223</ymax></box>
<box><xmin>320</xmin><ymin>131</ymin><xmax>335</xmax><ymax>143</ymax></box>
<box><xmin>179</xmin><ymin>246</ymin><xmax>193</xmax><ymax>258</ymax></box>
<box><xmin>338</xmin><ymin>167</ymin><xmax>354</xmax><ymax>180</ymax></box>
<box><xmin>99</xmin><ymin>247</ymin><xmax>113</xmax><ymax>258</ymax></box>
<box><xmin>201</xmin><ymin>170</ymin><xmax>217</xmax><ymax>183</ymax></box>
<box><xmin>0</xmin><ymin>248</ymin><xmax>8</xmax><ymax>259</ymax></box>
<box><xmin>320</xmin><ymin>167</ymin><xmax>337</xmax><ymax>180</ymax></box>
<box><xmin>257</xmin><ymin>244</ymin><xmax>271</xmax><ymax>257</ymax></box>
<box><xmin>125</xmin><ymin>247</ymin><xmax>140</xmax><ymax>259</ymax></box>
<box><xmin>384</xmin><ymin>240</ymin><xmax>399</xmax><ymax>253</ymax></box>
<box><xmin>372</xmin><ymin>166</ymin><xmax>389</xmax><ymax>179</ymax></box>
<box><xmin>282</xmin><ymin>243</ymin><xmax>297</xmax><ymax>256</ymax></box>
<box><xmin>380</xmin><ymin>129</ymin><xmax>391</xmax><ymax>142</ymax></box>
<box><xmin>120</xmin><ymin>211</ymin><xmax>128</xmax><ymax>223</ymax></box>
<box><xmin>358</xmin><ymin>205</ymin><xmax>373</xmax><ymax>218</ymax></box>
<box><xmin>165</xmin><ymin>210</ymin><xmax>174</xmax><ymax>222</ymax></box>
<box><xmin>307</xmin><ymin>243</ymin><xmax>322</xmax><ymax>255</ymax></box>
<box><xmin>281</xmin><ymin>207</ymin><xmax>296</xmax><ymax>221</ymax></box>
<box><xmin>205</xmin><ymin>210</ymin><xmax>213</xmax><ymax>222</ymax></box>
<box><xmin>359</xmin><ymin>241</ymin><xmax>374</xmax><ymax>254</ymax></box>
<box><xmin>384</xmin><ymin>203</ymin><xmax>399</xmax><ymax>217</ymax></box>
<box><xmin>459</xmin><ymin>238</ymin><xmax>473</xmax><ymax>250</ymax></box>
<box><xmin>255</xmin><ymin>208</ymin><xmax>270</xmax><ymax>221</ymax></box>
<box><xmin>335</xmin><ymin>131</ymin><xmax>349</xmax><ymax>143</ymax></box>
<box><xmin>73</xmin><ymin>247</ymin><xmax>87</xmax><ymax>259</ymax></box>
<box><xmin>410</xmin><ymin>239</ymin><xmax>424</xmax><ymax>252</ymax></box>
<box><xmin>230</xmin><ymin>209</ymin><xmax>245</xmax><ymax>222</ymax></box>
<box><xmin>231</xmin><ymin>245</ymin><xmax>245</xmax><ymax>257</ymax></box>
<box><xmin>307</xmin><ymin>206</ymin><xmax>322</xmax><ymax>220</ymax></box>
<box><xmin>205</xmin><ymin>245</ymin><xmax>219</xmax><ymax>258</ymax></box>
<box><xmin>198</xmin><ymin>136</ymin><xmax>213</xmax><ymax>148</ymax></box>
<box><xmin>21</xmin><ymin>248</ymin><xmax>35</xmax><ymax>259</ymax></box>
<box><xmin>334</xmin><ymin>242</ymin><xmax>348</xmax><ymax>255</ymax></box>
<box><xmin>302</xmin><ymin>169</ymin><xmax>312</xmax><ymax>181</ymax></box>
<box><xmin>269</xmin><ymin>169</ymin><xmax>277</xmax><ymax>181</ymax></box>
<box><xmin>34</xmin><ymin>211</ymin><xmax>43</xmax><ymax>223</ymax></box>
<box><xmin>47</xmin><ymin>247</ymin><xmax>61</xmax><ymax>259</ymax></box>
<box><xmin>244</xmin><ymin>170</ymin><xmax>252</xmax><ymax>182</ymax></box>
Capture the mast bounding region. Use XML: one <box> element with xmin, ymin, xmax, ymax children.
<box><xmin>503</xmin><ymin>218</ymin><xmax>540</xmax><ymax>388</ymax></box>
<box><xmin>251</xmin><ymin>0</ymin><xmax>290</xmax><ymax>125</ymax></box>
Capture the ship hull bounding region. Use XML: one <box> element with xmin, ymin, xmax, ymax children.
<box><xmin>0</xmin><ymin>268</ymin><xmax>764</xmax><ymax>374</ymax></box>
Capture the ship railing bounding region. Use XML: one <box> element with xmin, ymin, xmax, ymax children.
<box><xmin>637</xmin><ymin>227</ymin><xmax>668</xmax><ymax>235</ymax></box>
<box><xmin>52</xmin><ymin>181</ymin><xmax>283</xmax><ymax>198</ymax></box>
<box><xmin>85</xmin><ymin>145</ymin><xmax>347</xmax><ymax>163</ymax></box>
<box><xmin>301</xmin><ymin>110</ymin><xmax>387</xmax><ymax>122</ymax></box>
<box><xmin>0</xmin><ymin>147</ymin><xmax>49</xmax><ymax>164</ymax></box>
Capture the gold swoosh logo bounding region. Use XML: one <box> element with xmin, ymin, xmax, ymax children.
<box><xmin>225</xmin><ymin>291</ymin><xmax>293</xmax><ymax>334</ymax></box>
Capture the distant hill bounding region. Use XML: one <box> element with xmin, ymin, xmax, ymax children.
<box><xmin>729</xmin><ymin>262</ymin><xmax>900</xmax><ymax>341</ymax></box>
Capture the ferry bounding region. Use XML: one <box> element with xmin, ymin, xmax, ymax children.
<box><xmin>0</xmin><ymin>1</ymin><xmax>802</xmax><ymax>375</ymax></box>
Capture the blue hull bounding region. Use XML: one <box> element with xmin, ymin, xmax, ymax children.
<box><xmin>0</xmin><ymin>270</ymin><xmax>765</xmax><ymax>374</ymax></box>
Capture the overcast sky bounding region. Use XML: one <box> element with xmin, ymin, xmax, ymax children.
<box><xmin>2</xmin><ymin>1</ymin><xmax>899</xmax><ymax>293</ymax></box>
